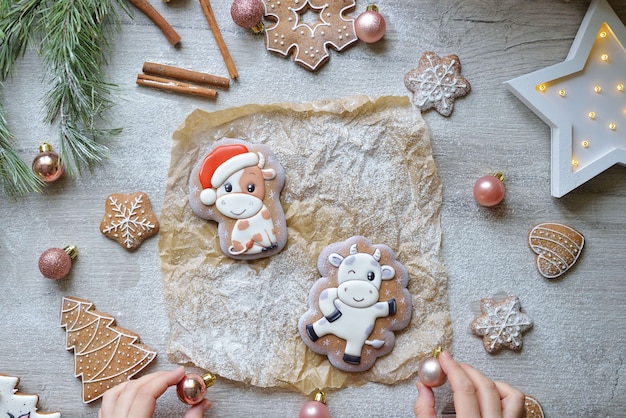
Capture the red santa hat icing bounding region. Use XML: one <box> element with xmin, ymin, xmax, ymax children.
<box><xmin>198</xmin><ymin>144</ymin><xmax>259</xmax><ymax>205</ymax></box>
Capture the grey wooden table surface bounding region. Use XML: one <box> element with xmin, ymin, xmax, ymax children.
<box><xmin>1</xmin><ymin>0</ymin><xmax>625</xmax><ymax>417</ymax></box>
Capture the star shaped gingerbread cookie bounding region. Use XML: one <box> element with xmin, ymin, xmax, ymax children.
<box><xmin>100</xmin><ymin>192</ymin><xmax>159</xmax><ymax>251</ymax></box>
<box><xmin>470</xmin><ymin>295</ymin><xmax>533</xmax><ymax>354</ymax></box>
<box><xmin>404</xmin><ymin>51</ymin><xmax>471</xmax><ymax>116</ymax></box>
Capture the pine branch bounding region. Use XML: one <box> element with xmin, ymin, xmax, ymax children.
<box><xmin>0</xmin><ymin>99</ymin><xmax>44</xmax><ymax>198</ymax></box>
<box><xmin>40</xmin><ymin>0</ymin><xmax>130</xmax><ymax>176</ymax></box>
<box><xmin>0</xmin><ymin>0</ymin><xmax>44</xmax><ymax>80</ymax></box>
<box><xmin>0</xmin><ymin>0</ymin><xmax>132</xmax><ymax>195</ymax></box>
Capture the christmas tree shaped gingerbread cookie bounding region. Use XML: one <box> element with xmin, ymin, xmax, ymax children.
<box><xmin>60</xmin><ymin>296</ymin><xmax>157</xmax><ymax>403</ymax></box>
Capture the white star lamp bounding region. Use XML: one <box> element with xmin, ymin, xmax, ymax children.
<box><xmin>505</xmin><ymin>0</ymin><xmax>626</xmax><ymax>197</ymax></box>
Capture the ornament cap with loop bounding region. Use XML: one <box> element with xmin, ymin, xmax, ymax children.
<box><xmin>38</xmin><ymin>142</ymin><xmax>53</xmax><ymax>153</ymax></box>
<box><xmin>431</xmin><ymin>346</ymin><xmax>443</xmax><ymax>358</ymax></box>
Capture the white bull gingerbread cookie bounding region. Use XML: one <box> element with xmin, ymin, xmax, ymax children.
<box><xmin>189</xmin><ymin>139</ymin><xmax>287</xmax><ymax>260</ymax></box>
<box><xmin>299</xmin><ymin>236</ymin><xmax>412</xmax><ymax>372</ymax></box>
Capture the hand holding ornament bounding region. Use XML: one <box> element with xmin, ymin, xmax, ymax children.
<box><xmin>98</xmin><ymin>367</ymin><xmax>211</xmax><ymax>418</ymax></box>
<box><xmin>414</xmin><ymin>351</ymin><xmax>526</xmax><ymax>418</ymax></box>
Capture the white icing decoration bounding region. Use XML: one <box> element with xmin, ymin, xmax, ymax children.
<box><xmin>407</xmin><ymin>56</ymin><xmax>465</xmax><ymax>110</ymax></box>
<box><xmin>0</xmin><ymin>375</ymin><xmax>61</xmax><ymax>418</ymax></box>
<box><xmin>228</xmin><ymin>207</ymin><xmax>277</xmax><ymax>255</ymax></box>
<box><xmin>471</xmin><ymin>296</ymin><xmax>533</xmax><ymax>352</ymax></box>
<box><xmin>101</xmin><ymin>194</ymin><xmax>157</xmax><ymax>249</ymax></box>
<box><xmin>207</xmin><ymin>156</ymin><xmax>280</xmax><ymax>256</ymax></box>
<box><xmin>404</xmin><ymin>52</ymin><xmax>471</xmax><ymax>116</ymax></box>
<box><xmin>262</xmin><ymin>0</ymin><xmax>358</xmax><ymax>71</ymax></box>
<box><xmin>307</xmin><ymin>245</ymin><xmax>396</xmax><ymax>360</ymax></box>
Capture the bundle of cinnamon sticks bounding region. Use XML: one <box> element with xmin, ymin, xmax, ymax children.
<box><xmin>136</xmin><ymin>62</ymin><xmax>230</xmax><ymax>99</ymax></box>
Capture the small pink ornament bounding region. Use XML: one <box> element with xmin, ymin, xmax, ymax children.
<box><xmin>231</xmin><ymin>0</ymin><xmax>265</xmax><ymax>33</ymax></box>
<box><xmin>299</xmin><ymin>390</ymin><xmax>330</xmax><ymax>418</ymax></box>
<box><xmin>417</xmin><ymin>347</ymin><xmax>447</xmax><ymax>388</ymax></box>
<box><xmin>176</xmin><ymin>372</ymin><xmax>216</xmax><ymax>405</ymax></box>
<box><xmin>32</xmin><ymin>142</ymin><xmax>63</xmax><ymax>182</ymax></box>
<box><xmin>473</xmin><ymin>172</ymin><xmax>506</xmax><ymax>207</ymax></box>
<box><xmin>38</xmin><ymin>245</ymin><xmax>77</xmax><ymax>280</ymax></box>
<box><xmin>355</xmin><ymin>5</ymin><xmax>386</xmax><ymax>43</ymax></box>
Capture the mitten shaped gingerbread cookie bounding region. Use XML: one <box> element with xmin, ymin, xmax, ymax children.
<box><xmin>188</xmin><ymin>139</ymin><xmax>287</xmax><ymax>260</ymax></box>
<box><xmin>299</xmin><ymin>236</ymin><xmax>412</xmax><ymax>372</ymax></box>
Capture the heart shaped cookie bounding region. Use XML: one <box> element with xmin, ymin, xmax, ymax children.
<box><xmin>528</xmin><ymin>223</ymin><xmax>584</xmax><ymax>279</ymax></box>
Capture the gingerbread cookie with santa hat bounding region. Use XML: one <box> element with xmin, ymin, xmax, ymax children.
<box><xmin>189</xmin><ymin>139</ymin><xmax>287</xmax><ymax>260</ymax></box>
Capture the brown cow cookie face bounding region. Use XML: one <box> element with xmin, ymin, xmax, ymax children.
<box><xmin>298</xmin><ymin>236</ymin><xmax>412</xmax><ymax>372</ymax></box>
<box><xmin>188</xmin><ymin>139</ymin><xmax>287</xmax><ymax>260</ymax></box>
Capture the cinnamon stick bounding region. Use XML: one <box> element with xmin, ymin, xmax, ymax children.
<box><xmin>136</xmin><ymin>74</ymin><xmax>218</xmax><ymax>99</ymax></box>
<box><xmin>128</xmin><ymin>0</ymin><xmax>181</xmax><ymax>46</ymax></box>
<box><xmin>142</xmin><ymin>62</ymin><xmax>230</xmax><ymax>89</ymax></box>
<box><xmin>199</xmin><ymin>0</ymin><xmax>239</xmax><ymax>79</ymax></box>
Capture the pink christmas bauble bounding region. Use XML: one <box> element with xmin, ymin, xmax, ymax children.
<box><xmin>418</xmin><ymin>357</ymin><xmax>447</xmax><ymax>388</ymax></box>
<box><xmin>473</xmin><ymin>175</ymin><xmax>505</xmax><ymax>207</ymax></box>
<box><xmin>299</xmin><ymin>400</ymin><xmax>330</xmax><ymax>418</ymax></box>
<box><xmin>231</xmin><ymin>0</ymin><xmax>265</xmax><ymax>32</ymax></box>
<box><xmin>38</xmin><ymin>248</ymin><xmax>71</xmax><ymax>280</ymax></box>
<box><xmin>32</xmin><ymin>143</ymin><xmax>63</xmax><ymax>182</ymax></box>
<box><xmin>355</xmin><ymin>6</ymin><xmax>386</xmax><ymax>43</ymax></box>
<box><xmin>176</xmin><ymin>374</ymin><xmax>207</xmax><ymax>405</ymax></box>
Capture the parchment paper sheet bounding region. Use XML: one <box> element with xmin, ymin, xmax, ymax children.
<box><xmin>159</xmin><ymin>95</ymin><xmax>452</xmax><ymax>393</ymax></box>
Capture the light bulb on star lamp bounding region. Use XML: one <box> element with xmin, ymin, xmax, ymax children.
<box><xmin>473</xmin><ymin>172</ymin><xmax>506</xmax><ymax>207</ymax></box>
<box><xmin>177</xmin><ymin>372</ymin><xmax>216</xmax><ymax>405</ymax></box>
<box><xmin>32</xmin><ymin>142</ymin><xmax>64</xmax><ymax>182</ymax></box>
<box><xmin>299</xmin><ymin>390</ymin><xmax>330</xmax><ymax>418</ymax></box>
<box><xmin>355</xmin><ymin>5</ymin><xmax>386</xmax><ymax>43</ymax></box>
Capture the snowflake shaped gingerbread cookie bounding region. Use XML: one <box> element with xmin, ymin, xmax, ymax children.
<box><xmin>261</xmin><ymin>0</ymin><xmax>358</xmax><ymax>71</ymax></box>
<box><xmin>100</xmin><ymin>192</ymin><xmax>159</xmax><ymax>251</ymax></box>
<box><xmin>470</xmin><ymin>295</ymin><xmax>533</xmax><ymax>354</ymax></box>
<box><xmin>404</xmin><ymin>51</ymin><xmax>471</xmax><ymax>116</ymax></box>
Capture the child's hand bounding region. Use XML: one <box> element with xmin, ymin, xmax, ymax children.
<box><xmin>98</xmin><ymin>367</ymin><xmax>212</xmax><ymax>418</ymax></box>
<box><xmin>414</xmin><ymin>351</ymin><xmax>525</xmax><ymax>418</ymax></box>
